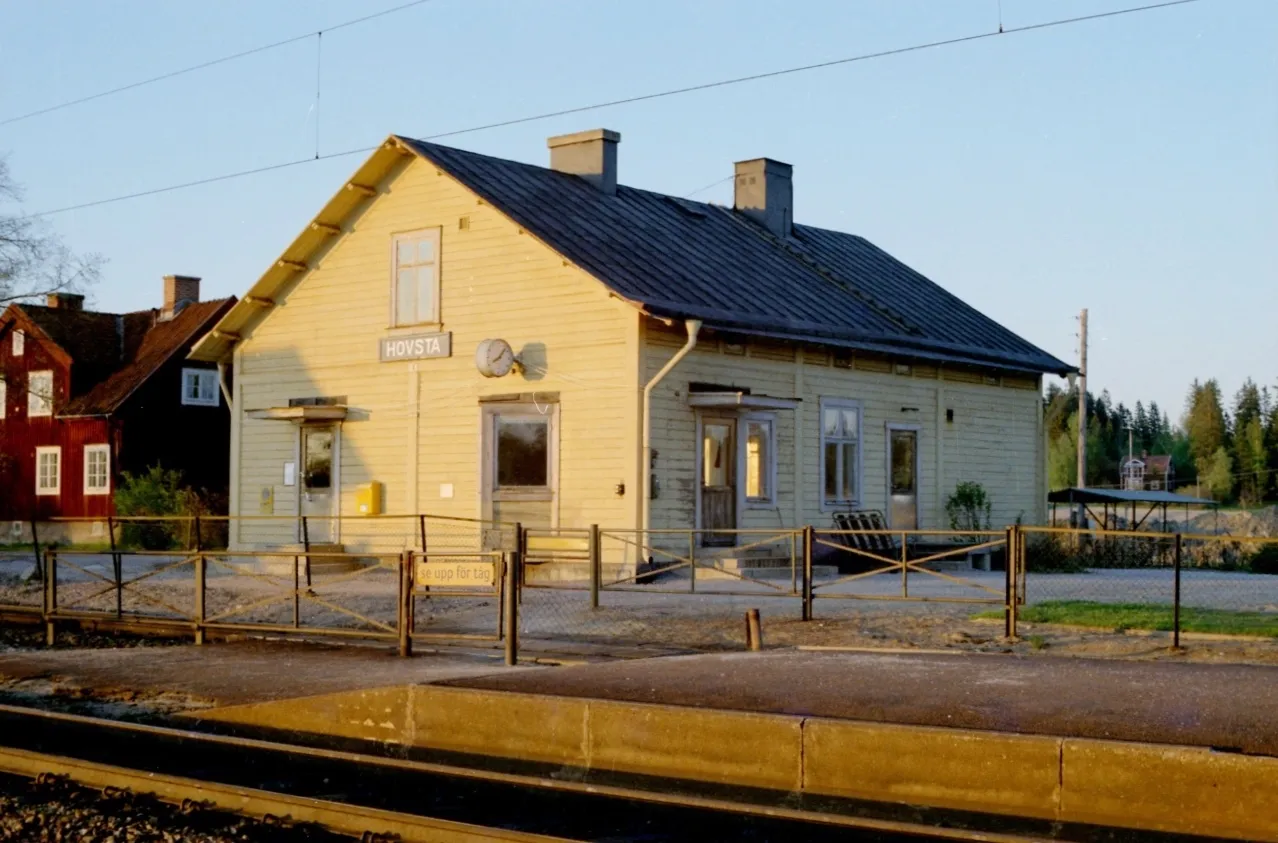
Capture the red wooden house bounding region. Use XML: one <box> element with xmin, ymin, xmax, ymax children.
<box><xmin>0</xmin><ymin>276</ymin><xmax>234</xmax><ymax>541</ymax></box>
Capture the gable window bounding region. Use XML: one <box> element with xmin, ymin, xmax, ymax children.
<box><xmin>744</xmin><ymin>415</ymin><xmax>776</xmax><ymax>505</ymax></box>
<box><xmin>821</xmin><ymin>398</ymin><xmax>862</xmax><ymax>508</ymax></box>
<box><xmin>12</xmin><ymin>330</ymin><xmax>23</xmax><ymax>357</ymax></box>
<box><xmin>0</xmin><ymin>379</ymin><xmax>5</xmax><ymax>419</ymax></box>
<box><xmin>35</xmin><ymin>446</ymin><xmax>60</xmax><ymax>495</ymax></box>
<box><xmin>84</xmin><ymin>444</ymin><xmax>110</xmax><ymax>495</ymax></box>
<box><xmin>181</xmin><ymin>368</ymin><xmax>219</xmax><ymax>407</ymax></box>
<box><xmin>28</xmin><ymin>370</ymin><xmax>53</xmax><ymax>417</ymax></box>
<box><xmin>391</xmin><ymin>228</ymin><xmax>441</xmax><ymax>326</ymax></box>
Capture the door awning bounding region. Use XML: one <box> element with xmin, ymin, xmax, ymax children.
<box><xmin>686</xmin><ymin>392</ymin><xmax>799</xmax><ymax>410</ymax></box>
<box><xmin>246</xmin><ymin>405</ymin><xmax>348</xmax><ymax>422</ymax></box>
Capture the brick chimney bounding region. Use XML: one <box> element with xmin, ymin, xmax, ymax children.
<box><xmin>548</xmin><ymin>129</ymin><xmax>620</xmax><ymax>195</ymax></box>
<box><xmin>162</xmin><ymin>275</ymin><xmax>201</xmax><ymax>319</ymax></box>
<box><xmin>46</xmin><ymin>293</ymin><xmax>85</xmax><ymax>311</ymax></box>
<box><xmin>734</xmin><ymin>158</ymin><xmax>793</xmax><ymax>238</ymax></box>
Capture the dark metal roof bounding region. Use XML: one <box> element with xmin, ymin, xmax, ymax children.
<box><xmin>1047</xmin><ymin>488</ymin><xmax>1215</xmax><ymax>506</ymax></box>
<box><xmin>398</xmin><ymin>136</ymin><xmax>1072</xmax><ymax>375</ymax></box>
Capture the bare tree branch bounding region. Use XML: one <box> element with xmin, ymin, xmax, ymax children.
<box><xmin>0</xmin><ymin>157</ymin><xmax>102</xmax><ymax>304</ymax></box>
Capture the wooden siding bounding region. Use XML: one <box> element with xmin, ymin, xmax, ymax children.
<box><xmin>644</xmin><ymin>325</ymin><xmax>1044</xmax><ymax>533</ymax></box>
<box><xmin>232</xmin><ymin>157</ymin><xmax>638</xmax><ymax>549</ymax></box>
<box><xmin>0</xmin><ymin>324</ymin><xmax>113</xmax><ymax>520</ymax></box>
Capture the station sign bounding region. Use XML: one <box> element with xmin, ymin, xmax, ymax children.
<box><xmin>380</xmin><ymin>331</ymin><xmax>452</xmax><ymax>362</ymax></box>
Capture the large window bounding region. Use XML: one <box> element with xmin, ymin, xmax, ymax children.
<box><xmin>28</xmin><ymin>370</ymin><xmax>53</xmax><ymax>417</ymax></box>
<box><xmin>36</xmin><ymin>446</ymin><xmax>60</xmax><ymax>495</ymax></box>
<box><xmin>744</xmin><ymin>415</ymin><xmax>776</xmax><ymax>505</ymax></box>
<box><xmin>84</xmin><ymin>444</ymin><xmax>110</xmax><ymax>495</ymax></box>
<box><xmin>181</xmin><ymin>368</ymin><xmax>219</xmax><ymax>406</ymax></box>
<box><xmin>821</xmin><ymin>398</ymin><xmax>861</xmax><ymax>508</ymax></box>
<box><xmin>391</xmin><ymin>228</ymin><xmax>441</xmax><ymax>326</ymax></box>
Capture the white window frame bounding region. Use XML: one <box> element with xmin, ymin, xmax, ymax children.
<box><xmin>181</xmin><ymin>368</ymin><xmax>219</xmax><ymax>407</ymax></box>
<box><xmin>28</xmin><ymin>370</ymin><xmax>53</xmax><ymax>417</ymax></box>
<box><xmin>742</xmin><ymin>413</ymin><xmax>778</xmax><ymax>507</ymax></box>
<box><xmin>35</xmin><ymin>446</ymin><xmax>61</xmax><ymax>496</ymax></box>
<box><xmin>0</xmin><ymin>378</ymin><xmax>6</xmax><ymax>420</ymax></box>
<box><xmin>390</xmin><ymin>228</ymin><xmax>442</xmax><ymax>327</ymax></box>
<box><xmin>12</xmin><ymin>329</ymin><xmax>24</xmax><ymax>357</ymax></box>
<box><xmin>83</xmin><ymin>444</ymin><xmax>111</xmax><ymax>495</ymax></box>
<box><xmin>820</xmin><ymin>397</ymin><xmax>863</xmax><ymax>511</ymax></box>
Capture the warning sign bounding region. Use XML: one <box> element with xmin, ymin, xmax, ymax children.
<box><xmin>415</xmin><ymin>558</ymin><xmax>496</xmax><ymax>588</ymax></box>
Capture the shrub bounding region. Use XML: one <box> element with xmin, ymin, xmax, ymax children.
<box><xmin>113</xmin><ymin>466</ymin><xmax>225</xmax><ymax>550</ymax></box>
<box><xmin>946</xmin><ymin>481</ymin><xmax>992</xmax><ymax>535</ymax></box>
<box><xmin>1247</xmin><ymin>544</ymin><xmax>1278</xmax><ymax>575</ymax></box>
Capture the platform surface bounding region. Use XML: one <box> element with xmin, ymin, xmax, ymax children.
<box><xmin>441</xmin><ymin>648</ymin><xmax>1278</xmax><ymax>757</ymax></box>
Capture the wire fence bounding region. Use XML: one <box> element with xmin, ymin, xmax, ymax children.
<box><xmin>4</xmin><ymin>518</ymin><xmax>1278</xmax><ymax>660</ymax></box>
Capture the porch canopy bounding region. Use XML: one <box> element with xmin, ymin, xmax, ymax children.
<box><xmin>246</xmin><ymin>405</ymin><xmax>348</xmax><ymax>422</ymax></box>
<box><xmin>1047</xmin><ymin>487</ymin><xmax>1215</xmax><ymax>531</ymax></box>
<box><xmin>686</xmin><ymin>391</ymin><xmax>799</xmax><ymax>410</ymax></box>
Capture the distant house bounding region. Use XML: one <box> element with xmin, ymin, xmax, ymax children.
<box><xmin>0</xmin><ymin>277</ymin><xmax>235</xmax><ymax>541</ymax></box>
<box><xmin>189</xmin><ymin>129</ymin><xmax>1071</xmax><ymax>558</ymax></box>
<box><xmin>1122</xmin><ymin>453</ymin><xmax>1175</xmax><ymax>492</ymax></box>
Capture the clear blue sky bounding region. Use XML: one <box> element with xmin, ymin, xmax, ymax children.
<box><xmin>2</xmin><ymin>0</ymin><xmax>1274</xmax><ymax>421</ymax></box>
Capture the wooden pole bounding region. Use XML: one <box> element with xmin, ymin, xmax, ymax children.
<box><xmin>1076</xmin><ymin>308</ymin><xmax>1088</xmax><ymax>527</ymax></box>
<box><xmin>399</xmin><ymin>549</ymin><xmax>414</xmax><ymax>658</ymax></box>
<box><xmin>745</xmin><ymin>608</ymin><xmax>762</xmax><ymax>651</ymax></box>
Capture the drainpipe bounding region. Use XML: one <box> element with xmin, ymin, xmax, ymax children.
<box><xmin>216</xmin><ymin>362</ymin><xmax>233</xmax><ymax>410</ymax></box>
<box><xmin>641</xmin><ymin>319</ymin><xmax>702</xmax><ymax>540</ymax></box>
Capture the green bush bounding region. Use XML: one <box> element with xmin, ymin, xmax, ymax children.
<box><xmin>113</xmin><ymin>466</ymin><xmax>225</xmax><ymax>550</ymax></box>
<box><xmin>945</xmin><ymin>481</ymin><xmax>992</xmax><ymax>534</ymax></box>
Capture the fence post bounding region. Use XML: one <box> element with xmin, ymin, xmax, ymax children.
<box><xmin>589</xmin><ymin>524</ymin><xmax>601</xmax><ymax>610</ymax></box>
<box><xmin>399</xmin><ymin>549</ymin><xmax>414</xmax><ymax>658</ymax></box>
<box><xmin>504</xmin><ymin>550</ymin><xmax>520</xmax><ymax>666</ymax></box>
<box><xmin>301</xmin><ymin>516</ymin><xmax>312</xmax><ymax>589</ymax></box>
<box><xmin>515</xmin><ymin>522</ymin><xmax>524</xmax><ymax>607</ymax></box>
<box><xmin>745</xmin><ymin>608</ymin><xmax>762</xmax><ymax>651</ymax></box>
<box><xmin>107</xmin><ymin>515</ymin><xmax>122</xmax><ymax>619</ymax></box>
<box><xmin>900</xmin><ymin>532</ymin><xmax>909</xmax><ymax>598</ymax></box>
<box><xmin>43</xmin><ymin>549</ymin><xmax>56</xmax><ymax>647</ymax></box>
<box><xmin>1173</xmin><ymin>533</ymin><xmax>1183</xmax><ymax>650</ymax></box>
<box><xmin>30</xmin><ymin>518</ymin><xmax>42</xmax><ymax>582</ymax></box>
<box><xmin>418</xmin><ymin>515</ymin><xmax>431</xmax><ymax>603</ymax></box>
<box><xmin>1004</xmin><ymin>526</ymin><xmax>1016</xmax><ymax>640</ymax></box>
<box><xmin>802</xmin><ymin>525</ymin><xmax>814</xmax><ymax>622</ymax></box>
<box><xmin>194</xmin><ymin>553</ymin><xmax>206</xmax><ymax>646</ymax></box>
<box><xmin>689</xmin><ymin>532</ymin><xmax>697</xmax><ymax>594</ymax></box>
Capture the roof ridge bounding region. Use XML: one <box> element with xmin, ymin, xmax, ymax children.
<box><xmin>709</xmin><ymin>205</ymin><xmax>925</xmax><ymax>338</ymax></box>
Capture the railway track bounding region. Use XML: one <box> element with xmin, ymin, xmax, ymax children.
<box><xmin>0</xmin><ymin>703</ymin><xmax>1208</xmax><ymax>842</ymax></box>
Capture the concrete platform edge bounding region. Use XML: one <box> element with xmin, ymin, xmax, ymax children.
<box><xmin>191</xmin><ymin>684</ymin><xmax>1278</xmax><ymax>841</ymax></box>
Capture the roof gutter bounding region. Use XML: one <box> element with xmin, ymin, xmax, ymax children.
<box><xmin>640</xmin><ymin>319</ymin><xmax>701</xmax><ymax>548</ymax></box>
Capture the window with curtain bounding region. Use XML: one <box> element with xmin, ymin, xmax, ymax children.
<box><xmin>821</xmin><ymin>399</ymin><xmax>861</xmax><ymax>507</ymax></box>
<box><xmin>744</xmin><ymin>416</ymin><xmax>775</xmax><ymax>504</ymax></box>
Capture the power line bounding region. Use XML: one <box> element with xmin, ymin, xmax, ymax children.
<box><xmin>0</xmin><ymin>0</ymin><xmax>436</xmax><ymax>128</ymax></box>
<box><xmin>23</xmin><ymin>0</ymin><xmax>1205</xmax><ymax>219</ymax></box>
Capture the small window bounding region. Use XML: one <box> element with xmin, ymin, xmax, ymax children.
<box><xmin>0</xmin><ymin>379</ymin><xmax>5</xmax><ymax>419</ymax></box>
<box><xmin>12</xmin><ymin>330</ymin><xmax>24</xmax><ymax>357</ymax></box>
<box><xmin>391</xmin><ymin>228</ymin><xmax>441</xmax><ymax>326</ymax></box>
<box><xmin>28</xmin><ymin>370</ymin><xmax>53</xmax><ymax>417</ymax></box>
<box><xmin>84</xmin><ymin>444</ymin><xmax>110</xmax><ymax>495</ymax></box>
<box><xmin>495</xmin><ymin>417</ymin><xmax>549</xmax><ymax>488</ymax></box>
<box><xmin>821</xmin><ymin>398</ymin><xmax>862</xmax><ymax>508</ymax></box>
<box><xmin>181</xmin><ymin>368</ymin><xmax>219</xmax><ymax>406</ymax></box>
<box><xmin>744</xmin><ymin>416</ymin><xmax>776</xmax><ymax>505</ymax></box>
<box><xmin>35</xmin><ymin>446</ymin><xmax>60</xmax><ymax>495</ymax></box>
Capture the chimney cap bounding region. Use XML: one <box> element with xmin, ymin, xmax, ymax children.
<box><xmin>734</xmin><ymin>157</ymin><xmax>793</xmax><ymax>175</ymax></box>
<box><xmin>46</xmin><ymin>292</ymin><xmax>86</xmax><ymax>310</ymax></box>
<box><xmin>547</xmin><ymin>128</ymin><xmax>621</xmax><ymax>149</ymax></box>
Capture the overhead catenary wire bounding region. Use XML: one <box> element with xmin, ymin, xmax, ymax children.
<box><xmin>22</xmin><ymin>0</ymin><xmax>1204</xmax><ymax>220</ymax></box>
<box><xmin>0</xmin><ymin>0</ymin><xmax>437</xmax><ymax>128</ymax></box>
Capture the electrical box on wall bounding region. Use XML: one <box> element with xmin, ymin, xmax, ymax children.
<box><xmin>356</xmin><ymin>482</ymin><xmax>382</xmax><ymax>516</ymax></box>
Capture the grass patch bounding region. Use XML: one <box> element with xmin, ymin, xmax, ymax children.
<box><xmin>974</xmin><ymin>600</ymin><xmax>1278</xmax><ymax>637</ymax></box>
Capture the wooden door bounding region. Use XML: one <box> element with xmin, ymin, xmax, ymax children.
<box><xmin>699</xmin><ymin>419</ymin><xmax>736</xmax><ymax>546</ymax></box>
<box><xmin>888</xmin><ymin>427</ymin><xmax>919</xmax><ymax>530</ymax></box>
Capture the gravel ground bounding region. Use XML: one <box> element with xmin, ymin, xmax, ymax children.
<box><xmin>0</xmin><ymin>773</ymin><xmax>349</xmax><ymax>842</ymax></box>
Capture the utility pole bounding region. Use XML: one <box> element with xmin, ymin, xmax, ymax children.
<box><xmin>1076</xmin><ymin>309</ymin><xmax>1088</xmax><ymax>527</ymax></box>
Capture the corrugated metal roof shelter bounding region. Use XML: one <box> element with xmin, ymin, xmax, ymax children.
<box><xmin>1047</xmin><ymin>487</ymin><xmax>1216</xmax><ymax>532</ymax></box>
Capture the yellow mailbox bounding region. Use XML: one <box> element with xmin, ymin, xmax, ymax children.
<box><xmin>356</xmin><ymin>482</ymin><xmax>382</xmax><ymax>516</ymax></box>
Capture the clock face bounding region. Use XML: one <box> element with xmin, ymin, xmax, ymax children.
<box><xmin>476</xmin><ymin>338</ymin><xmax>515</xmax><ymax>377</ymax></box>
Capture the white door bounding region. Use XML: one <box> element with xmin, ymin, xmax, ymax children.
<box><xmin>301</xmin><ymin>425</ymin><xmax>337</xmax><ymax>543</ymax></box>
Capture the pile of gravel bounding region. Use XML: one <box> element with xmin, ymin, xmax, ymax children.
<box><xmin>0</xmin><ymin>773</ymin><xmax>352</xmax><ymax>842</ymax></box>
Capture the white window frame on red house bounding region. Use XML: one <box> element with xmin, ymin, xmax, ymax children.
<box><xmin>35</xmin><ymin>446</ymin><xmax>61</xmax><ymax>496</ymax></box>
<box><xmin>12</xmin><ymin>330</ymin><xmax>23</xmax><ymax>357</ymax></box>
<box><xmin>28</xmin><ymin>370</ymin><xmax>53</xmax><ymax>417</ymax></box>
<box><xmin>0</xmin><ymin>378</ymin><xmax>5</xmax><ymax>419</ymax></box>
<box><xmin>84</xmin><ymin>444</ymin><xmax>111</xmax><ymax>495</ymax></box>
